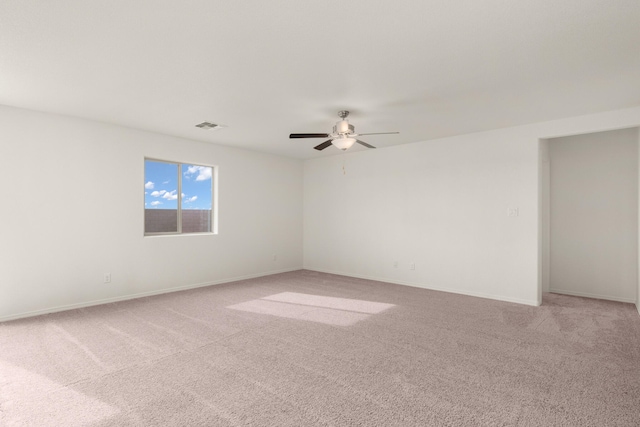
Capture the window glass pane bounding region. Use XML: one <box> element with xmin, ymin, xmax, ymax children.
<box><xmin>181</xmin><ymin>164</ymin><xmax>213</xmax><ymax>233</ymax></box>
<box><xmin>144</xmin><ymin>160</ymin><xmax>179</xmax><ymax>233</ymax></box>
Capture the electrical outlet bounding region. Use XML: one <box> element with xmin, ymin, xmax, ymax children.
<box><xmin>104</xmin><ymin>273</ymin><xmax>111</xmax><ymax>283</ymax></box>
<box><xmin>410</xmin><ymin>263</ymin><xmax>415</xmax><ymax>270</ymax></box>
<box><xmin>508</xmin><ymin>207</ymin><xmax>519</xmax><ymax>217</ymax></box>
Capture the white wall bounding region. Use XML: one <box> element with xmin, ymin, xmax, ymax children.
<box><xmin>548</xmin><ymin>128</ymin><xmax>638</xmax><ymax>303</ymax></box>
<box><xmin>304</xmin><ymin>106</ymin><xmax>640</xmax><ymax>306</ymax></box>
<box><xmin>304</xmin><ymin>129</ymin><xmax>540</xmax><ymax>305</ymax></box>
<box><xmin>0</xmin><ymin>105</ymin><xmax>303</xmax><ymax>321</ymax></box>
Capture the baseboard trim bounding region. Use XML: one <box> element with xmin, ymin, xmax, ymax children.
<box><xmin>0</xmin><ymin>267</ymin><xmax>302</xmax><ymax>323</ymax></box>
<box><xmin>549</xmin><ymin>288</ymin><xmax>636</xmax><ymax>304</ymax></box>
<box><xmin>303</xmin><ymin>268</ymin><xmax>540</xmax><ymax>307</ymax></box>
<box><xmin>636</xmin><ymin>302</ymin><xmax>640</xmax><ymax>316</ymax></box>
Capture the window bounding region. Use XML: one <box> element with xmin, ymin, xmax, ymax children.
<box><xmin>144</xmin><ymin>159</ymin><xmax>215</xmax><ymax>235</ymax></box>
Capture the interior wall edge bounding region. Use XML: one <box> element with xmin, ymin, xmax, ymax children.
<box><xmin>0</xmin><ymin>267</ymin><xmax>303</xmax><ymax>323</ymax></box>
<box><xmin>633</xmin><ymin>112</ymin><xmax>640</xmax><ymax>309</ymax></box>
<box><xmin>303</xmin><ymin>268</ymin><xmax>540</xmax><ymax>307</ymax></box>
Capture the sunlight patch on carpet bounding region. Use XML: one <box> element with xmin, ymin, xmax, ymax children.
<box><xmin>0</xmin><ymin>360</ymin><xmax>119</xmax><ymax>426</ymax></box>
<box><xmin>226</xmin><ymin>292</ymin><xmax>394</xmax><ymax>326</ymax></box>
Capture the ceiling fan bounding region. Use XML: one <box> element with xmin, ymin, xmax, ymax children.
<box><xmin>290</xmin><ymin>110</ymin><xmax>399</xmax><ymax>151</ymax></box>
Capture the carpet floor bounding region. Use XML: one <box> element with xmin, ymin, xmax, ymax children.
<box><xmin>1</xmin><ymin>270</ymin><xmax>639</xmax><ymax>426</ymax></box>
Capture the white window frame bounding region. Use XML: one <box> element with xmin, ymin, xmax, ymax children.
<box><xmin>144</xmin><ymin>157</ymin><xmax>218</xmax><ymax>236</ymax></box>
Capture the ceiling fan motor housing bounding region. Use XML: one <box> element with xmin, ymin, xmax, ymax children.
<box><xmin>334</xmin><ymin>121</ymin><xmax>354</xmax><ymax>134</ymax></box>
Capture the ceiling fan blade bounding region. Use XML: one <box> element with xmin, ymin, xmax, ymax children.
<box><xmin>356</xmin><ymin>132</ymin><xmax>399</xmax><ymax>136</ymax></box>
<box><xmin>356</xmin><ymin>139</ymin><xmax>376</xmax><ymax>149</ymax></box>
<box><xmin>313</xmin><ymin>140</ymin><xmax>334</xmax><ymax>151</ymax></box>
<box><xmin>290</xmin><ymin>133</ymin><xmax>330</xmax><ymax>139</ymax></box>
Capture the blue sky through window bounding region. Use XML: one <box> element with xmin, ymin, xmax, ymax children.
<box><xmin>144</xmin><ymin>160</ymin><xmax>212</xmax><ymax>210</ymax></box>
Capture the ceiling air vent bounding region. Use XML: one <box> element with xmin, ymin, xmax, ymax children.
<box><xmin>195</xmin><ymin>121</ymin><xmax>221</xmax><ymax>130</ymax></box>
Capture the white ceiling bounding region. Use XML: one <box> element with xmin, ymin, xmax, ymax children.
<box><xmin>1</xmin><ymin>1</ymin><xmax>639</xmax><ymax>159</ymax></box>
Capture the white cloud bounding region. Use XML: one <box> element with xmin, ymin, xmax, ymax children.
<box><xmin>185</xmin><ymin>165</ymin><xmax>212</xmax><ymax>182</ymax></box>
<box><xmin>184</xmin><ymin>195</ymin><xmax>198</xmax><ymax>203</ymax></box>
<box><xmin>163</xmin><ymin>180</ymin><xmax>170</xmax><ymax>184</ymax></box>
<box><xmin>162</xmin><ymin>190</ymin><xmax>178</xmax><ymax>201</ymax></box>
<box><xmin>144</xmin><ymin>181</ymin><xmax>154</xmax><ymax>189</ymax></box>
<box><xmin>150</xmin><ymin>201</ymin><xmax>161</xmax><ymax>206</ymax></box>
<box><xmin>150</xmin><ymin>190</ymin><xmax>167</xmax><ymax>197</ymax></box>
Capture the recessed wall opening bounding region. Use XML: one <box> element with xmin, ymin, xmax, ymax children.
<box><xmin>540</xmin><ymin>127</ymin><xmax>640</xmax><ymax>303</ymax></box>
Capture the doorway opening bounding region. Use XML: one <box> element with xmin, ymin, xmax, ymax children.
<box><xmin>539</xmin><ymin>127</ymin><xmax>639</xmax><ymax>303</ymax></box>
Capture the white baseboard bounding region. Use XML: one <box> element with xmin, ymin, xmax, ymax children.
<box><xmin>637</xmin><ymin>302</ymin><xmax>640</xmax><ymax>316</ymax></box>
<box><xmin>549</xmin><ymin>288</ymin><xmax>636</xmax><ymax>304</ymax></box>
<box><xmin>303</xmin><ymin>267</ymin><xmax>540</xmax><ymax>307</ymax></box>
<box><xmin>0</xmin><ymin>267</ymin><xmax>302</xmax><ymax>323</ymax></box>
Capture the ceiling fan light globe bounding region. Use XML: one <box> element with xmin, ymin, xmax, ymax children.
<box><xmin>332</xmin><ymin>137</ymin><xmax>356</xmax><ymax>150</ymax></box>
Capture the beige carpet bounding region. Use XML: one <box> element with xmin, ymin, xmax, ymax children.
<box><xmin>1</xmin><ymin>270</ymin><xmax>639</xmax><ymax>426</ymax></box>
